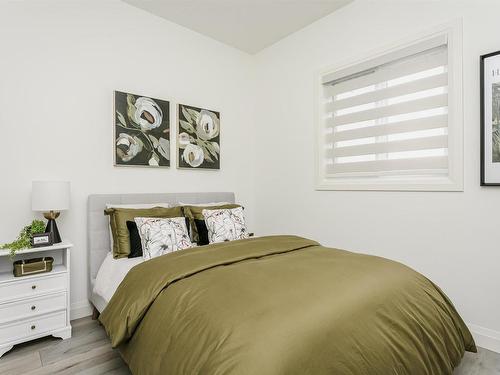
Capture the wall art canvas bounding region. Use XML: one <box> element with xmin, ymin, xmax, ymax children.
<box><xmin>114</xmin><ymin>91</ymin><xmax>170</xmax><ymax>167</ymax></box>
<box><xmin>481</xmin><ymin>51</ymin><xmax>500</xmax><ymax>185</ymax></box>
<box><xmin>177</xmin><ymin>103</ymin><xmax>220</xmax><ymax>169</ymax></box>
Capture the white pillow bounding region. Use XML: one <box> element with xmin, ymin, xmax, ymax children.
<box><xmin>134</xmin><ymin>217</ymin><xmax>193</xmax><ymax>260</ymax></box>
<box><xmin>202</xmin><ymin>207</ymin><xmax>249</xmax><ymax>244</ymax></box>
<box><xmin>177</xmin><ymin>202</ymin><xmax>229</xmax><ymax>207</ymax></box>
<box><xmin>105</xmin><ymin>203</ymin><xmax>172</xmax><ymax>252</ymax></box>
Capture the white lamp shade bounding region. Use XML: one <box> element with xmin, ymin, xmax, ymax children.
<box><xmin>32</xmin><ymin>181</ymin><xmax>70</xmax><ymax>212</ymax></box>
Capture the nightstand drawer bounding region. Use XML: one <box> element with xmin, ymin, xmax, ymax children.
<box><xmin>0</xmin><ymin>273</ymin><xmax>67</xmax><ymax>303</ymax></box>
<box><xmin>0</xmin><ymin>311</ymin><xmax>66</xmax><ymax>344</ymax></box>
<box><xmin>0</xmin><ymin>292</ymin><xmax>66</xmax><ymax>324</ymax></box>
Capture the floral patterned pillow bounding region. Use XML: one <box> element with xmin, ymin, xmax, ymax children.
<box><xmin>202</xmin><ymin>207</ymin><xmax>249</xmax><ymax>244</ymax></box>
<box><xmin>134</xmin><ymin>217</ymin><xmax>193</xmax><ymax>260</ymax></box>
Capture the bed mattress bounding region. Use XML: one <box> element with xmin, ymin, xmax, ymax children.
<box><xmin>92</xmin><ymin>252</ymin><xmax>143</xmax><ymax>311</ymax></box>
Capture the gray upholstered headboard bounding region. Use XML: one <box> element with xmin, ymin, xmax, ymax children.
<box><xmin>87</xmin><ymin>192</ymin><xmax>235</xmax><ymax>295</ymax></box>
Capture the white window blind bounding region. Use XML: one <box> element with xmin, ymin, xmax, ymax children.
<box><xmin>317</xmin><ymin>28</ymin><xmax>463</xmax><ymax>191</ymax></box>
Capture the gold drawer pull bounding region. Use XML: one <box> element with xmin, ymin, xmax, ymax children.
<box><xmin>31</xmin><ymin>305</ymin><xmax>36</xmax><ymax>311</ymax></box>
<box><xmin>31</xmin><ymin>325</ymin><xmax>36</xmax><ymax>330</ymax></box>
<box><xmin>31</xmin><ymin>285</ymin><xmax>37</xmax><ymax>290</ymax></box>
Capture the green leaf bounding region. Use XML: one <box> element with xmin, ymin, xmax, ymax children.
<box><xmin>127</xmin><ymin>94</ymin><xmax>139</xmax><ymax>126</ymax></box>
<box><xmin>149</xmin><ymin>152</ymin><xmax>160</xmax><ymax>166</ymax></box>
<box><xmin>158</xmin><ymin>138</ymin><xmax>170</xmax><ymax>160</ymax></box>
<box><xmin>197</xmin><ymin>139</ymin><xmax>218</xmax><ymax>160</ymax></box>
<box><xmin>203</xmin><ymin>150</ymin><xmax>214</xmax><ymax>162</ymax></box>
<box><xmin>181</xmin><ymin>106</ymin><xmax>193</xmax><ymax>124</ymax></box>
<box><xmin>204</xmin><ymin>141</ymin><xmax>219</xmax><ymax>160</ymax></box>
<box><xmin>116</xmin><ymin>111</ymin><xmax>127</xmax><ymax>127</ymax></box>
<box><xmin>179</xmin><ymin>120</ymin><xmax>196</xmax><ymax>133</ymax></box>
<box><xmin>126</xmin><ymin>94</ymin><xmax>136</xmax><ymax>106</ymax></box>
<box><xmin>196</xmin><ymin>140</ymin><xmax>215</xmax><ymax>163</ymax></box>
<box><xmin>148</xmin><ymin>135</ymin><xmax>159</xmax><ymax>148</ymax></box>
<box><xmin>186</xmin><ymin>108</ymin><xmax>200</xmax><ymax>123</ymax></box>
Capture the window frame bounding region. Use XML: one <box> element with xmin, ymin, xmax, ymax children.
<box><xmin>315</xmin><ymin>21</ymin><xmax>463</xmax><ymax>192</ymax></box>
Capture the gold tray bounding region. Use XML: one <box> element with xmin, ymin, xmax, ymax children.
<box><xmin>13</xmin><ymin>257</ymin><xmax>54</xmax><ymax>277</ymax></box>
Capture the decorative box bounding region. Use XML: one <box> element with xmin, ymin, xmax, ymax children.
<box><xmin>13</xmin><ymin>257</ymin><xmax>54</xmax><ymax>277</ymax></box>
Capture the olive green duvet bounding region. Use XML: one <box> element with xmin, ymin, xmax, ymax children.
<box><xmin>100</xmin><ymin>235</ymin><xmax>476</xmax><ymax>375</ymax></box>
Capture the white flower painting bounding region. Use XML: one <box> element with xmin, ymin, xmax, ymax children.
<box><xmin>177</xmin><ymin>104</ymin><xmax>220</xmax><ymax>169</ymax></box>
<box><xmin>114</xmin><ymin>91</ymin><xmax>170</xmax><ymax>167</ymax></box>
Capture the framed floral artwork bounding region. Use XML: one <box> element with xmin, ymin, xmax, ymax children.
<box><xmin>480</xmin><ymin>51</ymin><xmax>500</xmax><ymax>185</ymax></box>
<box><xmin>114</xmin><ymin>91</ymin><xmax>170</xmax><ymax>167</ymax></box>
<box><xmin>177</xmin><ymin>104</ymin><xmax>220</xmax><ymax>169</ymax></box>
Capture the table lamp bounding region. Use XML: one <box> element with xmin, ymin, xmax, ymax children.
<box><xmin>32</xmin><ymin>181</ymin><xmax>70</xmax><ymax>244</ymax></box>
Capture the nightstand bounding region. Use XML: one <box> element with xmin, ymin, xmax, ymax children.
<box><xmin>0</xmin><ymin>241</ymin><xmax>73</xmax><ymax>358</ymax></box>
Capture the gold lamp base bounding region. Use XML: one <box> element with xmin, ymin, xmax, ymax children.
<box><xmin>43</xmin><ymin>211</ymin><xmax>60</xmax><ymax>220</ymax></box>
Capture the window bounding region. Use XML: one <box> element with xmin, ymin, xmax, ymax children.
<box><xmin>316</xmin><ymin>24</ymin><xmax>463</xmax><ymax>191</ymax></box>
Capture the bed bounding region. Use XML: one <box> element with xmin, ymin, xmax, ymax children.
<box><xmin>87</xmin><ymin>192</ymin><xmax>236</xmax><ymax>313</ymax></box>
<box><xmin>88</xmin><ymin>193</ymin><xmax>476</xmax><ymax>375</ymax></box>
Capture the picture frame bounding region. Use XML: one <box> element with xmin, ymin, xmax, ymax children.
<box><xmin>31</xmin><ymin>232</ymin><xmax>54</xmax><ymax>248</ymax></box>
<box><xmin>480</xmin><ymin>50</ymin><xmax>500</xmax><ymax>185</ymax></box>
<box><xmin>177</xmin><ymin>103</ymin><xmax>220</xmax><ymax>170</ymax></box>
<box><xmin>113</xmin><ymin>91</ymin><xmax>171</xmax><ymax>168</ymax></box>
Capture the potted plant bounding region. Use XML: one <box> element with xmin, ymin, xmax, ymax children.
<box><xmin>1</xmin><ymin>220</ymin><xmax>46</xmax><ymax>258</ymax></box>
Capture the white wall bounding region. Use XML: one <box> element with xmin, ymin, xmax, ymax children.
<box><xmin>254</xmin><ymin>0</ymin><xmax>500</xmax><ymax>352</ymax></box>
<box><xmin>0</xmin><ymin>0</ymin><xmax>255</xmax><ymax>318</ymax></box>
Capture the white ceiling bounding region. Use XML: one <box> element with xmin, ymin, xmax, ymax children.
<box><xmin>122</xmin><ymin>0</ymin><xmax>352</xmax><ymax>54</ymax></box>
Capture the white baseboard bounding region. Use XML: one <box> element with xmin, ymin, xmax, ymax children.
<box><xmin>70</xmin><ymin>300</ymin><xmax>93</xmax><ymax>320</ymax></box>
<box><xmin>469</xmin><ymin>323</ymin><xmax>500</xmax><ymax>354</ymax></box>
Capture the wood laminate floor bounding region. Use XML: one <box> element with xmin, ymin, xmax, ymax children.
<box><xmin>0</xmin><ymin>316</ymin><xmax>499</xmax><ymax>374</ymax></box>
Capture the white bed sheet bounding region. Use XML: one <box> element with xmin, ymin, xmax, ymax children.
<box><xmin>93</xmin><ymin>252</ymin><xmax>143</xmax><ymax>306</ymax></box>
